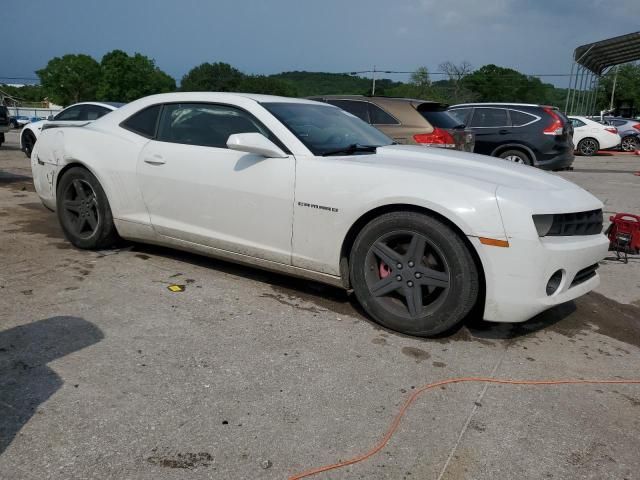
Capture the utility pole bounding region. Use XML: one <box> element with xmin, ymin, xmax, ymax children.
<box><xmin>609</xmin><ymin>65</ymin><xmax>619</xmax><ymax>113</ymax></box>
<box><xmin>371</xmin><ymin>65</ymin><xmax>376</xmax><ymax>96</ymax></box>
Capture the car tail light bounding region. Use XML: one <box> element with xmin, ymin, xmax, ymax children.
<box><xmin>542</xmin><ymin>107</ymin><xmax>564</xmax><ymax>136</ymax></box>
<box><xmin>413</xmin><ymin>128</ymin><xmax>455</xmax><ymax>148</ymax></box>
<box><xmin>604</xmin><ymin>127</ymin><xmax>618</xmax><ymax>134</ymax></box>
<box><xmin>633</xmin><ymin>123</ymin><xmax>640</xmax><ymax>131</ymax></box>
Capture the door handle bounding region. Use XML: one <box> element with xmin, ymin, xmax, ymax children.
<box><xmin>498</xmin><ymin>129</ymin><xmax>510</xmax><ymax>135</ymax></box>
<box><xmin>144</xmin><ymin>155</ymin><xmax>166</xmax><ymax>165</ymax></box>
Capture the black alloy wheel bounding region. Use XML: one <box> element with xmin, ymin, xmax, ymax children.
<box><xmin>350</xmin><ymin>212</ymin><xmax>479</xmax><ymax>336</ymax></box>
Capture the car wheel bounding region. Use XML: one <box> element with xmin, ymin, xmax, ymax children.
<box><xmin>56</xmin><ymin>167</ymin><xmax>120</xmax><ymax>249</ymax></box>
<box><xmin>620</xmin><ymin>135</ymin><xmax>639</xmax><ymax>152</ymax></box>
<box><xmin>349</xmin><ymin>212</ymin><xmax>479</xmax><ymax>337</ymax></box>
<box><xmin>577</xmin><ymin>138</ymin><xmax>599</xmax><ymax>156</ymax></box>
<box><xmin>22</xmin><ymin>131</ymin><xmax>36</xmax><ymax>158</ymax></box>
<box><xmin>498</xmin><ymin>149</ymin><xmax>532</xmax><ymax>165</ymax></box>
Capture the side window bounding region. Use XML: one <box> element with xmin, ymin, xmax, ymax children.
<box><xmin>510</xmin><ymin>110</ymin><xmax>537</xmax><ymax>127</ymax></box>
<box><xmin>156</xmin><ymin>103</ymin><xmax>278</xmax><ymax>149</ymax></box>
<box><xmin>368</xmin><ymin>103</ymin><xmax>399</xmax><ymax>125</ymax></box>
<box><xmin>470</xmin><ymin>108</ymin><xmax>508</xmax><ymax>128</ymax></box>
<box><xmin>326</xmin><ymin>100</ymin><xmax>370</xmax><ymax>123</ymax></box>
<box><xmin>121</xmin><ymin>105</ymin><xmax>161</xmax><ymax>138</ymax></box>
<box><xmin>448</xmin><ymin>108</ymin><xmax>471</xmax><ymax>125</ymax></box>
<box><xmin>611</xmin><ymin>120</ymin><xmax>625</xmax><ymax>127</ymax></box>
<box><xmin>54</xmin><ymin>105</ymin><xmax>84</xmax><ymax>121</ymax></box>
<box><xmin>570</xmin><ymin>118</ymin><xmax>586</xmax><ymax>128</ymax></box>
<box><xmin>83</xmin><ymin>105</ymin><xmax>111</xmax><ymax>121</ymax></box>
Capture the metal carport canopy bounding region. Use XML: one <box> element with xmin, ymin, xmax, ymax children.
<box><xmin>575</xmin><ymin>31</ymin><xmax>640</xmax><ymax>75</ymax></box>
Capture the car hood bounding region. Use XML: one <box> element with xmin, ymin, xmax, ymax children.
<box><xmin>350</xmin><ymin>145</ymin><xmax>580</xmax><ymax>192</ymax></box>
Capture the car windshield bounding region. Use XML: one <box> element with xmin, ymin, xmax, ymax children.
<box><xmin>262</xmin><ymin>102</ymin><xmax>393</xmax><ymax>156</ymax></box>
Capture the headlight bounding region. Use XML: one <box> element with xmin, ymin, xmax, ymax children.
<box><xmin>532</xmin><ymin>214</ymin><xmax>554</xmax><ymax>237</ymax></box>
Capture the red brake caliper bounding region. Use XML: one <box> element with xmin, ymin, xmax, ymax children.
<box><xmin>379</xmin><ymin>260</ymin><xmax>391</xmax><ymax>279</ymax></box>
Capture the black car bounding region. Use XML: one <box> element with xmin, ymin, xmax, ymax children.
<box><xmin>0</xmin><ymin>106</ymin><xmax>10</xmax><ymax>147</ymax></box>
<box><xmin>448</xmin><ymin>103</ymin><xmax>574</xmax><ymax>170</ymax></box>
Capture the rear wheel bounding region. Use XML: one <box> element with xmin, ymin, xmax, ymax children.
<box><xmin>22</xmin><ymin>131</ymin><xmax>36</xmax><ymax>158</ymax></box>
<box><xmin>577</xmin><ymin>137</ymin><xmax>599</xmax><ymax>156</ymax></box>
<box><xmin>498</xmin><ymin>149</ymin><xmax>532</xmax><ymax>165</ymax></box>
<box><xmin>349</xmin><ymin>212</ymin><xmax>479</xmax><ymax>337</ymax></box>
<box><xmin>56</xmin><ymin>167</ymin><xmax>119</xmax><ymax>249</ymax></box>
<box><xmin>621</xmin><ymin>135</ymin><xmax>639</xmax><ymax>152</ymax></box>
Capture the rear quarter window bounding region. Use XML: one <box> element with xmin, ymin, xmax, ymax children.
<box><xmin>121</xmin><ymin>105</ymin><xmax>161</xmax><ymax>138</ymax></box>
<box><xmin>510</xmin><ymin>110</ymin><xmax>538</xmax><ymax>127</ymax></box>
<box><xmin>369</xmin><ymin>104</ymin><xmax>399</xmax><ymax>125</ymax></box>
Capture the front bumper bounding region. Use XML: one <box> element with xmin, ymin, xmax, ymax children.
<box><xmin>472</xmin><ymin>233</ymin><xmax>609</xmax><ymax>323</ymax></box>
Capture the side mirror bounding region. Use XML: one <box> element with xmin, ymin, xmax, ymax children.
<box><xmin>227</xmin><ymin>133</ymin><xmax>288</xmax><ymax>158</ymax></box>
<box><xmin>47</xmin><ymin>115</ymin><xmax>54</xmax><ymax>121</ymax></box>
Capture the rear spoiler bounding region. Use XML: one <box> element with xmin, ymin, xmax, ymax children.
<box><xmin>41</xmin><ymin>122</ymin><xmax>91</xmax><ymax>131</ymax></box>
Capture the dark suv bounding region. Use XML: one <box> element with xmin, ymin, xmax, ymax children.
<box><xmin>448</xmin><ymin>103</ymin><xmax>574</xmax><ymax>170</ymax></box>
<box><xmin>0</xmin><ymin>106</ymin><xmax>10</xmax><ymax>147</ymax></box>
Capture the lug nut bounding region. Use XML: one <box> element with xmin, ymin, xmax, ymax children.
<box><xmin>408</xmin><ymin>261</ymin><xmax>414</xmax><ymax>267</ymax></box>
<box><xmin>415</xmin><ymin>272</ymin><xmax>422</xmax><ymax>279</ymax></box>
<box><xmin>407</xmin><ymin>281</ymin><xmax>414</xmax><ymax>287</ymax></box>
<box><xmin>396</xmin><ymin>275</ymin><xmax>402</xmax><ymax>281</ymax></box>
<box><xmin>396</xmin><ymin>263</ymin><xmax>403</xmax><ymax>269</ymax></box>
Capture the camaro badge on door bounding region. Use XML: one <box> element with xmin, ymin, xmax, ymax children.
<box><xmin>298</xmin><ymin>201</ymin><xmax>339</xmax><ymax>213</ymax></box>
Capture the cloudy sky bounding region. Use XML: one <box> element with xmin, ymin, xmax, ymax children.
<box><xmin>2</xmin><ymin>0</ymin><xmax>637</xmax><ymax>86</ymax></box>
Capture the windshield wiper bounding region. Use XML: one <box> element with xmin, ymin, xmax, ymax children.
<box><xmin>321</xmin><ymin>143</ymin><xmax>380</xmax><ymax>156</ymax></box>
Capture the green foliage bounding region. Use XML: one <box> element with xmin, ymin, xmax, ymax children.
<box><xmin>0</xmin><ymin>84</ymin><xmax>45</xmax><ymax>103</ymax></box>
<box><xmin>36</xmin><ymin>54</ymin><xmax>101</xmax><ymax>105</ymax></box>
<box><xmin>180</xmin><ymin>62</ymin><xmax>244</xmax><ymax>92</ymax></box>
<box><xmin>238</xmin><ymin>75</ymin><xmax>297</xmax><ymax>96</ymax></box>
<box><xmin>269</xmin><ymin>71</ymin><xmax>401</xmax><ymax>97</ymax></box>
<box><xmin>97</xmin><ymin>50</ymin><xmax>175</xmax><ymax>102</ymax></box>
<box><xmin>597</xmin><ymin>63</ymin><xmax>640</xmax><ymax>113</ymax></box>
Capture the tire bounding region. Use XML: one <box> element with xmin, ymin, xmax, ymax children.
<box><xmin>349</xmin><ymin>212</ymin><xmax>479</xmax><ymax>337</ymax></box>
<box><xmin>56</xmin><ymin>167</ymin><xmax>120</xmax><ymax>249</ymax></box>
<box><xmin>22</xmin><ymin>130</ymin><xmax>36</xmax><ymax>158</ymax></box>
<box><xmin>620</xmin><ymin>135</ymin><xmax>639</xmax><ymax>152</ymax></box>
<box><xmin>577</xmin><ymin>138</ymin><xmax>599</xmax><ymax>156</ymax></box>
<box><xmin>497</xmin><ymin>149</ymin><xmax>532</xmax><ymax>165</ymax></box>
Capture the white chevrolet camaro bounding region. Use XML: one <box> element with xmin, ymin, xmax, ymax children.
<box><xmin>31</xmin><ymin>92</ymin><xmax>609</xmax><ymax>336</ymax></box>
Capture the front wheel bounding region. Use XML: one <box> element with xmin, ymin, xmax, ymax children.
<box><xmin>577</xmin><ymin>138</ymin><xmax>599</xmax><ymax>156</ymax></box>
<box><xmin>349</xmin><ymin>212</ymin><xmax>479</xmax><ymax>337</ymax></box>
<box><xmin>56</xmin><ymin>167</ymin><xmax>120</xmax><ymax>249</ymax></box>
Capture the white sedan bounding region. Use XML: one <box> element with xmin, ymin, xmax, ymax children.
<box><xmin>31</xmin><ymin>93</ymin><xmax>608</xmax><ymax>337</ymax></box>
<box><xmin>20</xmin><ymin>101</ymin><xmax>124</xmax><ymax>158</ymax></box>
<box><xmin>569</xmin><ymin>115</ymin><xmax>621</xmax><ymax>156</ymax></box>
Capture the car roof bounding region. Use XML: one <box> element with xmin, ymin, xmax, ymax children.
<box><xmin>64</xmin><ymin>101</ymin><xmax>125</xmax><ymax>109</ymax></box>
<box><xmin>451</xmin><ymin>102</ymin><xmax>551</xmax><ymax>108</ymax></box>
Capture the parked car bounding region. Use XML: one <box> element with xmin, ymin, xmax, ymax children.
<box><xmin>308</xmin><ymin>95</ymin><xmax>475</xmax><ymax>152</ymax></box>
<box><xmin>10</xmin><ymin>115</ymin><xmax>32</xmax><ymax>128</ymax></box>
<box><xmin>0</xmin><ymin>106</ymin><xmax>10</xmax><ymax>147</ymax></box>
<box><xmin>31</xmin><ymin>92</ymin><xmax>608</xmax><ymax>337</ymax></box>
<box><xmin>20</xmin><ymin>101</ymin><xmax>124</xmax><ymax>158</ymax></box>
<box><xmin>568</xmin><ymin>116</ymin><xmax>621</xmax><ymax>156</ymax></box>
<box><xmin>448</xmin><ymin>103</ymin><xmax>574</xmax><ymax>170</ymax></box>
<box><xmin>599</xmin><ymin>117</ymin><xmax>640</xmax><ymax>152</ymax></box>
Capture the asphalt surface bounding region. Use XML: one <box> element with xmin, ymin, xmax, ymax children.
<box><xmin>1</xmin><ymin>130</ymin><xmax>640</xmax><ymax>480</ymax></box>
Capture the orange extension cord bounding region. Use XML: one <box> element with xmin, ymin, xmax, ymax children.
<box><xmin>288</xmin><ymin>377</ymin><xmax>640</xmax><ymax>480</ymax></box>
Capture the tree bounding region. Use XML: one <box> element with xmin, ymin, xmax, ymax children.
<box><xmin>97</xmin><ymin>50</ymin><xmax>175</xmax><ymax>102</ymax></box>
<box><xmin>36</xmin><ymin>54</ymin><xmax>101</xmax><ymax>105</ymax></box>
<box><xmin>180</xmin><ymin>62</ymin><xmax>244</xmax><ymax>92</ymax></box>
<box><xmin>597</xmin><ymin>63</ymin><xmax>640</xmax><ymax>114</ymax></box>
<box><xmin>438</xmin><ymin>61</ymin><xmax>475</xmax><ymax>103</ymax></box>
<box><xmin>238</xmin><ymin>75</ymin><xmax>297</xmax><ymax>96</ymax></box>
<box><xmin>410</xmin><ymin>67</ymin><xmax>431</xmax><ymax>92</ymax></box>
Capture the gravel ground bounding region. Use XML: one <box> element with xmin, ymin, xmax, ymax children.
<box><xmin>1</xmin><ymin>130</ymin><xmax>639</xmax><ymax>480</ymax></box>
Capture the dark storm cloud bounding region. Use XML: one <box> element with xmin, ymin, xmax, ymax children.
<box><xmin>1</xmin><ymin>0</ymin><xmax>637</xmax><ymax>86</ymax></box>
